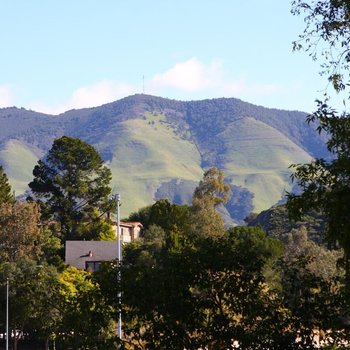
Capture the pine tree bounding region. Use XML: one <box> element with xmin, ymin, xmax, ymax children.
<box><xmin>0</xmin><ymin>165</ymin><xmax>14</xmax><ymax>205</ymax></box>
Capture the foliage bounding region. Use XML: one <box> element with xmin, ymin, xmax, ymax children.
<box><xmin>284</xmin><ymin>226</ymin><xmax>342</xmax><ymax>282</ymax></box>
<box><xmin>127</xmin><ymin>198</ymin><xmax>191</xmax><ymax>234</ymax></box>
<box><xmin>0</xmin><ymin>201</ymin><xmax>44</xmax><ymax>262</ymax></box>
<box><xmin>0</xmin><ymin>165</ymin><xmax>14</xmax><ymax>205</ymax></box>
<box><xmin>148</xmin><ymin>198</ymin><xmax>191</xmax><ymax>235</ymax></box>
<box><xmin>287</xmin><ymin>109</ymin><xmax>350</xmax><ymax>294</ymax></box>
<box><xmin>54</xmin><ymin>266</ymin><xmax>117</xmax><ymax>349</ymax></box>
<box><xmin>193</xmin><ymin>167</ymin><xmax>230</xmax><ymax>207</ymax></box>
<box><xmin>28</xmin><ymin>136</ymin><xmax>112</xmax><ymax>241</ymax></box>
<box><xmin>74</xmin><ymin>209</ymin><xmax>115</xmax><ymax>241</ymax></box>
<box><xmin>98</xmin><ymin>221</ymin><xmax>290</xmax><ymax>350</ymax></box>
<box><xmin>190</xmin><ymin>167</ymin><xmax>230</xmax><ymax>240</ymax></box>
<box><xmin>275</xmin><ymin>218</ymin><xmax>348</xmax><ymax>348</ymax></box>
<box><xmin>0</xmin><ymin>199</ymin><xmax>64</xmax><ymax>347</ymax></box>
<box><xmin>292</xmin><ymin>0</ymin><xmax>350</xmax><ymax>93</ymax></box>
<box><xmin>127</xmin><ymin>205</ymin><xmax>152</xmax><ymax>228</ymax></box>
<box><xmin>143</xmin><ymin>224</ymin><xmax>166</xmax><ymax>248</ymax></box>
<box><xmin>0</xmin><ymin>262</ymin><xmax>62</xmax><ymax>349</ymax></box>
<box><xmin>247</xmin><ymin>203</ymin><xmax>326</xmax><ymax>244</ymax></box>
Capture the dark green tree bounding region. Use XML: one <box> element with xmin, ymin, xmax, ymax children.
<box><xmin>290</xmin><ymin>0</ymin><xmax>350</xmax><ymax>299</ymax></box>
<box><xmin>287</xmin><ymin>110</ymin><xmax>350</xmax><ymax>294</ymax></box>
<box><xmin>0</xmin><ymin>165</ymin><xmax>14</xmax><ymax>205</ymax></box>
<box><xmin>0</xmin><ymin>200</ymin><xmax>63</xmax><ymax>349</ymax></box>
<box><xmin>0</xmin><ymin>262</ymin><xmax>62</xmax><ymax>350</ymax></box>
<box><xmin>98</xmin><ymin>224</ymin><xmax>288</xmax><ymax>350</ymax></box>
<box><xmin>28</xmin><ymin>136</ymin><xmax>112</xmax><ymax>241</ymax></box>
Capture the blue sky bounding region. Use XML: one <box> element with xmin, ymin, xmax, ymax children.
<box><xmin>0</xmin><ymin>1</ymin><xmax>341</xmax><ymax>115</ymax></box>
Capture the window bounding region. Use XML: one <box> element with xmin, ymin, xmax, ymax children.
<box><xmin>85</xmin><ymin>261</ymin><xmax>101</xmax><ymax>272</ymax></box>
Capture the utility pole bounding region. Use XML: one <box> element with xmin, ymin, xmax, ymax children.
<box><xmin>6</xmin><ymin>277</ymin><xmax>9</xmax><ymax>350</ymax></box>
<box><xmin>116</xmin><ymin>193</ymin><xmax>122</xmax><ymax>339</ymax></box>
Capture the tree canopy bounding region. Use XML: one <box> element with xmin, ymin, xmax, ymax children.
<box><xmin>289</xmin><ymin>0</ymin><xmax>350</xmax><ymax>297</ymax></box>
<box><xmin>28</xmin><ymin>136</ymin><xmax>112</xmax><ymax>241</ymax></box>
<box><xmin>287</xmin><ymin>109</ymin><xmax>350</xmax><ymax>294</ymax></box>
<box><xmin>191</xmin><ymin>167</ymin><xmax>231</xmax><ymax>239</ymax></box>
<box><xmin>0</xmin><ymin>202</ymin><xmax>44</xmax><ymax>262</ymax></box>
<box><xmin>292</xmin><ymin>0</ymin><xmax>350</xmax><ymax>94</ymax></box>
<box><xmin>0</xmin><ymin>165</ymin><xmax>14</xmax><ymax>205</ymax></box>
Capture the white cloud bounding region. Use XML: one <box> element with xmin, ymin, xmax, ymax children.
<box><xmin>27</xmin><ymin>59</ymin><xmax>284</xmax><ymax>114</ymax></box>
<box><xmin>29</xmin><ymin>81</ymin><xmax>137</xmax><ymax>115</ymax></box>
<box><xmin>0</xmin><ymin>86</ymin><xmax>14</xmax><ymax>107</ymax></box>
<box><xmin>68</xmin><ymin>81</ymin><xmax>136</xmax><ymax>109</ymax></box>
<box><xmin>149</xmin><ymin>58</ymin><xmax>282</xmax><ymax>101</ymax></box>
<box><xmin>151</xmin><ymin>58</ymin><xmax>222</xmax><ymax>92</ymax></box>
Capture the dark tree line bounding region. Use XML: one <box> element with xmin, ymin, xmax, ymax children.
<box><xmin>0</xmin><ymin>137</ymin><xmax>349</xmax><ymax>349</ymax></box>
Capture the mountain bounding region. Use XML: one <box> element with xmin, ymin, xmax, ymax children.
<box><xmin>0</xmin><ymin>94</ymin><xmax>328</xmax><ymax>224</ymax></box>
<box><xmin>246</xmin><ymin>204</ymin><xmax>326</xmax><ymax>245</ymax></box>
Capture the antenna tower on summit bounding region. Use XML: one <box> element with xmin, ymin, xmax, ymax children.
<box><xmin>142</xmin><ymin>75</ymin><xmax>145</xmax><ymax>94</ymax></box>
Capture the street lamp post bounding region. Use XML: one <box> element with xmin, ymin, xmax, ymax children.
<box><xmin>116</xmin><ymin>194</ymin><xmax>122</xmax><ymax>339</ymax></box>
<box><xmin>6</xmin><ymin>277</ymin><xmax>9</xmax><ymax>350</ymax></box>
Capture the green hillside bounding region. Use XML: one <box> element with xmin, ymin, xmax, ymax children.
<box><xmin>108</xmin><ymin>112</ymin><xmax>203</xmax><ymax>215</ymax></box>
<box><xmin>216</xmin><ymin>117</ymin><xmax>312</xmax><ymax>212</ymax></box>
<box><xmin>0</xmin><ymin>139</ymin><xmax>42</xmax><ymax>194</ymax></box>
<box><xmin>0</xmin><ymin>94</ymin><xmax>328</xmax><ymax>222</ymax></box>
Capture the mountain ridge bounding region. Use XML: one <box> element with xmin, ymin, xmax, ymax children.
<box><xmin>0</xmin><ymin>94</ymin><xmax>328</xmax><ymax>224</ymax></box>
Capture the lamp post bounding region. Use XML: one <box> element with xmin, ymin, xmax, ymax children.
<box><xmin>116</xmin><ymin>194</ymin><xmax>122</xmax><ymax>339</ymax></box>
<box><xmin>6</xmin><ymin>278</ymin><xmax>9</xmax><ymax>350</ymax></box>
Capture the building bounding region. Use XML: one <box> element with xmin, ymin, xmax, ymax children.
<box><xmin>65</xmin><ymin>240</ymin><xmax>117</xmax><ymax>272</ymax></box>
<box><xmin>117</xmin><ymin>221</ymin><xmax>143</xmax><ymax>242</ymax></box>
<box><xmin>65</xmin><ymin>221</ymin><xmax>143</xmax><ymax>272</ymax></box>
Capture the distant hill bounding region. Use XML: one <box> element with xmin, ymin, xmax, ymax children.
<box><xmin>0</xmin><ymin>94</ymin><xmax>329</xmax><ymax>224</ymax></box>
<box><xmin>246</xmin><ymin>204</ymin><xmax>326</xmax><ymax>244</ymax></box>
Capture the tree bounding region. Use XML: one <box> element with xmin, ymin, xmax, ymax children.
<box><xmin>292</xmin><ymin>0</ymin><xmax>350</xmax><ymax>94</ymax></box>
<box><xmin>193</xmin><ymin>167</ymin><xmax>230</xmax><ymax>207</ymax></box>
<box><xmin>0</xmin><ymin>201</ymin><xmax>44</xmax><ymax>262</ymax></box>
<box><xmin>278</xmin><ymin>229</ymin><xmax>348</xmax><ymax>348</ymax></box>
<box><xmin>190</xmin><ymin>167</ymin><xmax>231</xmax><ymax>239</ymax></box>
<box><xmin>0</xmin><ymin>200</ymin><xmax>63</xmax><ymax>349</ymax></box>
<box><xmin>286</xmin><ymin>110</ymin><xmax>350</xmax><ymax>295</ymax></box>
<box><xmin>28</xmin><ymin>136</ymin><xmax>112</xmax><ymax>241</ymax></box>
<box><xmin>290</xmin><ymin>0</ymin><xmax>350</xmax><ymax>298</ymax></box>
<box><xmin>0</xmin><ymin>262</ymin><xmax>62</xmax><ymax>350</ymax></box>
<box><xmin>98</xmin><ymin>222</ymin><xmax>287</xmax><ymax>350</ymax></box>
<box><xmin>0</xmin><ymin>165</ymin><xmax>14</xmax><ymax>205</ymax></box>
<box><xmin>54</xmin><ymin>266</ymin><xmax>117</xmax><ymax>349</ymax></box>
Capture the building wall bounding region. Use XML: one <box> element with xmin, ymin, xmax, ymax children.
<box><xmin>65</xmin><ymin>222</ymin><xmax>143</xmax><ymax>271</ymax></box>
<box><xmin>65</xmin><ymin>241</ymin><xmax>117</xmax><ymax>270</ymax></box>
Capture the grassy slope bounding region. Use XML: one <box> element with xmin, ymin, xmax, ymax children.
<box><xmin>108</xmin><ymin>112</ymin><xmax>203</xmax><ymax>215</ymax></box>
<box><xmin>0</xmin><ymin>139</ymin><xmax>42</xmax><ymax>194</ymax></box>
<box><xmin>0</xmin><ymin>116</ymin><xmax>313</xmax><ymax>217</ymax></box>
<box><xmin>0</xmin><ymin>97</ymin><xmax>319</xmax><ymax>218</ymax></box>
<box><xmin>217</xmin><ymin>117</ymin><xmax>312</xmax><ymax>213</ymax></box>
